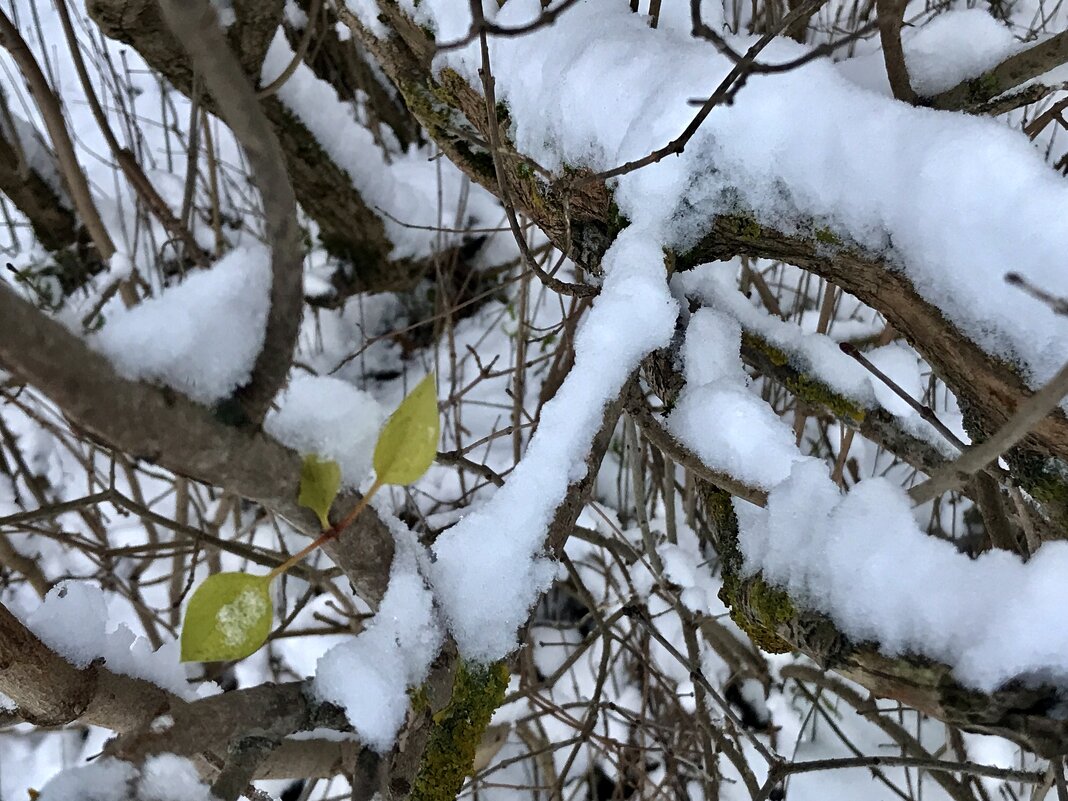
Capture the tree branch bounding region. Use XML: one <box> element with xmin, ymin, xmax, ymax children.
<box><xmin>0</xmin><ymin>112</ymin><xmax>104</xmax><ymax>296</ymax></box>
<box><xmin>0</xmin><ymin>282</ymin><xmax>394</xmax><ymax>605</ymax></box>
<box><xmin>925</xmin><ymin>30</ymin><xmax>1068</xmax><ymax>111</ymax></box>
<box><xmin>0</xmin><ymin>599</ymin><xmax>364</xmax><ymax>779</ymax></box>
<box><xmin>875</xmin><ymin>0</ymin><xmax>917</xmax><ymax>103</ymax></box>
<box><xmin>158</xmin><ymin>0</ymin><xmax>303</xmax><ymax>426</ymax></box>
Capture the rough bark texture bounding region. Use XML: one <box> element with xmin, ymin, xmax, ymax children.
<box><xmin>10</xmin><ymin>0</ymin><xmax>1068</xmax><ymax>782</ymax></box>
<box><xmin>925</xmin><ymin>31</ymin><xmax>1068</xmax><ymax>111</ymax></box>
<box><xmin>0</xmin><ymin>601</ymin><xmax>362</xmax><ymax>778</ymax></box>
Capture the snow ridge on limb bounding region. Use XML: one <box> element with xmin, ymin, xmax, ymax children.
<box><xmin>340</xmin><ymin>0</ymin><xmax>1068</xmax><ymax>752</ymax></box>
<box><xmin>431</xmin><ymin>228</ymin><xmax>678</xmax><ymax>662</ymax></box>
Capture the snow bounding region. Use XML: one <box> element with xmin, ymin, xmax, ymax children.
<box><xmin>836</xmin><ymin>9</ymin><xmax>1018</xmax><ymax>97</ymax></box>
<box><xmin>737</xmin><ymin>461</ymin><xmax>1068</xmax><ymax>692</ymax></box>
<box><xmin>7</xmin><ymin>0</ymin><xmax>1068</xmax><ymax>785</ymax></box>
<box><xmin>865</xmin><ymin>342</ymin><xmax>926</xmax><ymax>418</ymax></box>
<box><xmin>37</xmin><ymin>758</ymin><xmax>136</xmax><ymax>801</ymax></box>
<box><xmin>283</xmin><ymin>0</ymin><xmax>308</xmax><ymax>28</ymax></box>
<box><xmin>430</xmin><ymin>0</ymin><xmax>1068</xmax><ymax>392</ymax></box>
<box><xmin>91</xmin><ymin>245</ymin><xmax>272</xmax><ymax>404</ymax></box>
<box><xmin>24</xmin><ymin>581</ymin><xmax>202</xmax><ymax>699</ymax></box>
<box><xmin>216</xmin><ymin>587</ymin><xmax>268</xmax><ymax>647</ymax></box>
<box><xmin>133</xmin><ymin>754</ymin><xmax>217</xmax><ymax>801</ymax></box>
<box><xmin>265</xmin><ymin>374</ymin><xmax>385</xmax><ymax>487</ymax></box>
<box><xmin>431</xmin><ymin>227</ymin><xmax>678</xmax><ymax>662</ymax></box>
<box><xmin>0</xmin><ymin>110</ymin><xmax>67</xmax><ymax>206</ymax></box>
<box><xmin>260</xmin><ymin>32</ymin><xmax>502</xmax><ymax>261</ymax></box>
<box><xmin>38</xmin><ymin>755</ymin><xmax>214</xmax><ymax>801</ymax></box>
<box><xmin>313</xmin><ymin>507</ymin><xmax>442</xmax><ymax>750</ymax></box>
<box><xmin>668</xmin><ymin>308</ymin><xmax>807</xmax><ymax>489</ymax></box>
<box><xmin>675</xmin><ymin>264</ymin><xmax>955</xmax><ymax>455</ymax></box>
<box><xmin>658</xmin><ymin>522</ymin><xmax>722</xmax><ymax>615</ymax></box>
<box><xmin>676</xmin><ymin>266</ymin><xmax>877</xmax><ymax>405</ymax></box>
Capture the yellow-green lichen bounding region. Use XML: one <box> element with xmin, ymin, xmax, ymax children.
<box><xmin>741</xmin><ymin>333</ymin><xmax>867</xmax><ymax>422</ymax></box>
<box><xmin>408</xmin><ymin>684</ymin><xmax>431</xmax><ymax>715</ymax></box>
<box><xmin>735</xmin><ymin>578</ymin><xmax>795</xmax><ymax>654</ymax></box>
<box><xmin>814</xmin><ymin>226</ymin><xmax>841</xmax><ymax>246</ymax></box>
<box><xmin>411</xmin><ymin>660</ymin><xmax>510</xmax><ymax>801</ymax></box>
<box><xmin>513</xmin><ymin>162</ymin><xmax>548</xmax><ymax>213</ymax></box>
<box><xmin>784</xmin><ymin>373</ymin><xmax>867</xmax><ymax>422</ymax></box>
<box><xmin>435</xmin><ymin>68</ymin><xmax>468</xmax><ymax>103</ymax></box>
<box><xmin>701</xmin><ymin>485</ymin><xmax>794</xmax><ymax>654</ymax></box>
<box><xmin>1003</xmin><ymin>449</ymin><xmax>1068</xmax><ymax>528</ymax></box>
<box><xmin>607</xmin><ymin>200</ymin><xmax>630</xmax><ymax>238</ymax></box>
<box><xmin>725</xmin><ymin>214</ymin><xmax>764</xmax><ymax>242</ymax></box>
<box><xmin>396</xmin><ymin>78</ymin><xmax>454</xmax><ymax>140</ymax></box>
<box><xmin>453</xmin><ymin>141</ymin><xmax>497</xmax><ymax>180</ymax></box>
<box><xmin>966</xmin><ymin>72</ymin><xmax>1001</xmax><ymax>106</ymax></box>
<box><xmin>743</xmin><ymin>332</ymin><xmax>789</xmax><ymax>368</ymax></box>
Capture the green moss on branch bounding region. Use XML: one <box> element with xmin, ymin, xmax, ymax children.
<box><xmin>411</xmin><ymin>660</ymin><xmax>510</xmax><ymax>801</ymax></box>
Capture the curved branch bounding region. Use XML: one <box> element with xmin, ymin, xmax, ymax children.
<box><xmin>340</xmin><ymin>6</ymin><xmax>1068</xmax><ymax>498</ymax></box>
<box><xmin>158</xmin><ymin>0</ymin><xmax>303</xmax><ymax>426</ymax></box>
<box><xmin>0</xmin><ymin>600</ymin><xmax>362</xmax><ymax>779</ymax></box>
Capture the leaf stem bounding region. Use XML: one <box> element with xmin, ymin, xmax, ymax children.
<box><xmin>266</xmin><ymin>477</ymin><xmax>384</xmax><ymax>581</ymax></box>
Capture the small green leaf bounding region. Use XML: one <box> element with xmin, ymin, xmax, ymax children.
<box><xmin>180</xmin><ymin>572</ymin><xmax>272</xmax><ymax>662</ymax></box>
<box><xmin>298</xmin><ymin>454</ymin><xmax>341</xmax><ymax>529</ymax></box>
<box><xmin>374</xmin><ymin>372</ymin><xmax>440</xmax><ymax>485</ymax></box>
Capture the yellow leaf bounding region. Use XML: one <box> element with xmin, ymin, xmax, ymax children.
<box><xmin>298</xmin><ymin>454</ymin><xmax>341</xmax><ymax>529</ymax></box>
<box><xmin>180</xmin><ymin>572</ymin><xmax>272</xmax><ymax>662</ymax></box>
<box><xmin>373</xmin><ymin>372</ymin><xmax>440</xmax><ymax>485</ymax></box>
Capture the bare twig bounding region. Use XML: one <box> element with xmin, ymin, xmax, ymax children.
<box><xmin>1006</xmin><ymin>271</ymin><xmax>1068</xmax><ymax>316</ymax></box>
<box><xmin>875</xmin><ymin>0</ymin><xmax>917</xmax><ymax>102</ymax></box>
<box><xmin>0</xmin><ymin>8</ymin><xmax>117</xmax><ymax>270</ymax></box>
<box><xmin>258</xmin><ymin>0</ymin><xmax>323</xmax><ymax>99</ymax></box>
<box><xmin>434</xmin><ymin>0</ymin><xmax>585</xmax><ymax>53</ymax></box>
<box><xmin>909</xmin><ymin>359</ymin><xmax>1068</xmax><ymax>505</ymax></box>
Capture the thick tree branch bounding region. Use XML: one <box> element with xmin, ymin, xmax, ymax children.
<box><xmin>925</xmin><ymin>30</ymin><xmax>1068</xmax><ymax>112</ymax></box>
<box><xmin>0</xmin><ymin>282</ymin><xmax>394</xmax><ymax>605</ymax></box>
<box><xmin>0</xmin><ymin>8</ymin><xmax>115</xmax><ymax>264</ymax></box>
<box><xmin>332</xmin><ymin>7</ymin><xmax>1068</xmax><ymax>758</ymax></box>
<box><xmin>341</xmin><ymin>5</ymin><xmax>1068</xmax><ymax>500</ymax></box>
<box><xmin>86</xmin><ymin>0</ymin><xmax>445</xmax><ymax>298</ymax></box>
<box><xmin>682</xmin><ymin>216</ymin><xmax>1068</xmax><ymax>497</ymax></box>
<box><xmin>0</xmin><ymin>600</ymin><xmax>363</xmax><ymax>779</ymax></box>
<box><xmin>0</xmin><ymin>114</ymin><xmax>104</xmax><ymax>295</ymax></box>
<box><xmin>284</xmin><ymin>0</ymin><xmax>420</xmax><ymax>150</ymax></box>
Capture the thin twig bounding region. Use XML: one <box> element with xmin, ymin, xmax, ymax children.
<box><xmin>910</xmin><ymin>359</ymin><xmax>1068</xmax><ymax>505</ymax></box>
